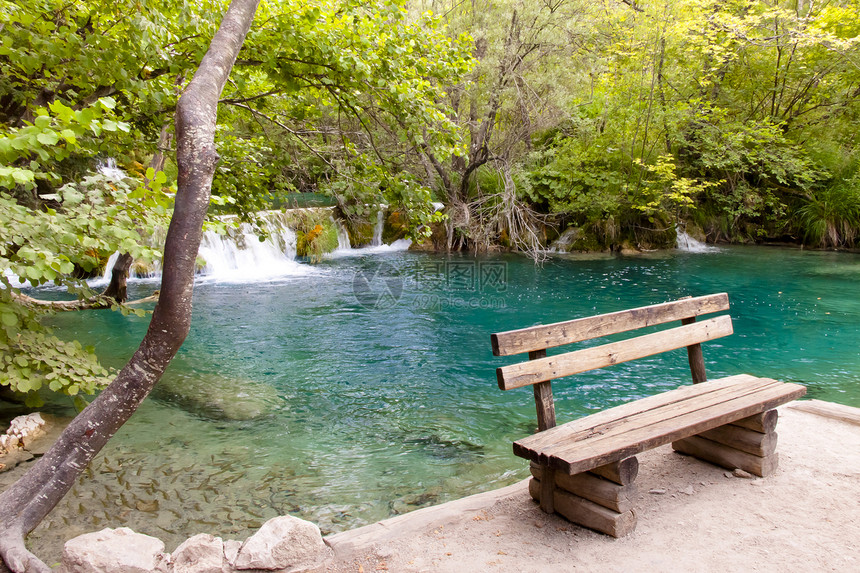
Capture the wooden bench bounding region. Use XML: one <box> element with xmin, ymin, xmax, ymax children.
<box><xmin>491</xmin><ymin>293</ymin><xmax>806</xmax><ymax>537</ymax></box>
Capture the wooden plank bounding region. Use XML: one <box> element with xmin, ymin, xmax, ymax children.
<box><xmin>673</xmin><ymin>435</ymin><xmax>779</xmax><ymax>477</ymax></box>
<box><xmin>537</xmin><ymin>376</ymin><xmax>782</xmax><ymax>465</ymax></box>
<box><xmin>497</xmin><ymin>315</ymin><xmax>734</xmax><ymax>391</ymax></box>
<box><xmin>532</xmin><ymin>378</ymin><xmax>778</xmax><ymax>463</ymax></box>
<box><xmin>681</xmin><ymin>316</ymin><xmax>707</xmax><ymax>383</ymax></box>
<box><xmin>491</xmin><ymin>293</ymin><xmax>729</xmax><ymax>356</ymax></box>
<box><xmin>696</xmin><ymin>425</ymin><xmax>778</xmax><ymax>457</ymax></box>
<box><xmin>530</xmin><ymin>463</ymin><xmax>635</xmax><ymax>513</ymax></box>
<box><xmin>545</xmin><ymin>381</ymin><xmax>805</xmax><ymax>475</ymax></box>
<box><xmin>730</xmin><ymin>409</ymin><xmax>778</xmax><ymax>433</ymax></box>
<box><xmin>513</xmin><ymin>374</ymin><xmax>764</xmax><ymax>462</ymax></box>
<box><xmin>528</xmin><ymin>479</ymin><xmax>637</xmax><ymax>537</ymax></box>
<box><xmin>789</xmin><ymin>400</ymin><xmax>860</xmax><ymax>426</ymax></box>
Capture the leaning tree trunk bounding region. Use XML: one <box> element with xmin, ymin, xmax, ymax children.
<box><xmin>0</xmin><ymin>1</ymin><xmax>260</xmax><ymax>571</ymax></box>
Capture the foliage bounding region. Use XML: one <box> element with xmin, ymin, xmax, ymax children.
<box><xmin>797</xmin><ymin>175</ymin><xmax>860</xmax><ymax>248</ymax></box>
<box><xmin>0</xmin><ymin>288</ymin><xmax>108</xmax><ymax>407</ymax></box>
<box><xmin>0</xmin><ymin>98</ymin><xmax>131</xmax><ymax>193</ymax></box>
<box><xmin>209</xmin><ymin>0</ymin><xmax>471</xmax><ymax>233</ymax></box>
<box><xmin>0</xmin><ymin>168</ymin><xmax>172</xmax><ymax>403</ymax></box>
<box><xmin>293</xmin><ymin>210</ymin><xmax>339</xmax><ymax>261</ymax></box>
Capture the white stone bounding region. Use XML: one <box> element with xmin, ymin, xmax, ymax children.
<box><xmin>8</xmin><ymin>412</ymin><xmax>45</xmax><ymax>436</ymax></box>
<box><xmin>223</xmin><ymin>539</ymin><xmax>242</xmax><ymax>566</ymax></box>
<box><xmin>233</xmin><ymin>516</ymin><xmax>327</xmax><ymax>571</ymax></box>
<box><xmin>61</xmin><ymin>527</ymin><xmax>169</xmax><ymax>573</ymax></box>
<box><xmin>172</xmin><ymin>534</ymin><xmax>224</xmax><ymax>573</ymax></box>
<box><xmin>0</xmin><ymin>433</ymin><xmax>18</xmax><ymax>453</ymax></box>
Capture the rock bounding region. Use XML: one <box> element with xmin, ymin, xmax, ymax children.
<box><xmin>0</xmin><ymin>433</ymin><xmax>18</xmax><ymax>454</ymax></box>
<box><xmin>233</xmin><ymin>516</ymin><xmax>328</xmax><ymax>571</ymax></box>
<box><xmin>62</xmin><ymin>527</ymin><xmax>169</xmax><ymax>573</ymax></box>
<box><xmin>724</xmin><ymin>471</ymin><xmax>734</xmax><ymax>478</ymax></box>
<box><xmin>9</xmin><ymin>412</ymin><xmax>46</xmax><ymax>437</ymax></box>
<box><xmin>1</xmin><ymin>412</ymin><xmax>47</xmax><ymax>454</ymax></box>
<box><xmin>648</xmin><ymin>488</ymin><xmax>667</xmax><ymax>495</ymax></box>
<box><xmin>154</xmin><ymin>373</ymin><xmax>280</xmax><ymax>421</ymax></box>
<box><xmin>680</xmin><ymin>486</ymin><xmax>695</xmax><ymax>496</ymax></box>
<box><xmin>223</xmin><ymin>540</ymin><xmax>242</xmax><ymax>566</ymax></box>
<box><xmin>172</xmin><ymin>534</ymin><xmax>225</xmax><ymax>573</ymax></box>
<box><xmin>0</xmin><ymin>449</ymin><xmax>34</xmax><ymax>473</ymax></box>
<box><xmin>732</xmin><ymin>468</ymin><xmax>754</xmax><ymax>479</ymax></box>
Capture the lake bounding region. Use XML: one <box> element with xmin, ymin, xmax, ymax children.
<box><xmin>13</xmin><ymin>244</ymin><xmax>860</xmax><ymax>559</ymax></box>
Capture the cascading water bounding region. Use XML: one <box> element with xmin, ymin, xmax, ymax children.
<box><xmin>676</xmin><ymin>225</ymin><xmax>719</xmax><ymax>253</ymax></box>
<box><xmin>332</xmin><ymin>216</ymin><xmax>352</xmax><ymax>252</ymax></box>
<box><xmin>96</xmin><ymin>158</ymin><xmax>127</xmax><ymax>180</ymax></box>
<box><xmin>548</xmin><ymin>227</ymin><xmax>580</xmax><ymax>253</ymax></box>
<box><xmin>90</xmin><ymin>208</ymin><xmax>414</xmax><ymax>285</ymax></box>
<box><xmin>371</xmin><ymin>209</ymin><xmax>384</xmax><ymax>247</ymax></box>
<box><xmin>197</xmin><ymin>211</ymin><xmax>314</xmax><ymax>282</ymax></box>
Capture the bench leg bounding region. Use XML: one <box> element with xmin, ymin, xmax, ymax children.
<box><xmin>538</xmin><ymin>463</ymin><xmax>555</xmax><ymax>513</ymax></box>
<box><xmin>528</xmin><ymin>459</ymin><xmax>638</xmax><ymax>537</ymax></box>
<box><xmin>672</xmin><ymin>409</ymin><xmax>780</xmax><ymax>477</ymax></box>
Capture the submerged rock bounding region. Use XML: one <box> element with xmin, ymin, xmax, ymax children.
<box><xmin>154</xmin><ymin>374</ymin><xmax>280</xmax><ymax>421</ymax></box>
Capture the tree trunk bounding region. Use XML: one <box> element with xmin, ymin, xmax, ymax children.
<box><xmin>100</xmin><ymin>252</ymin><xmax>134</xmax><ymax>302</ymax></box>
<box><xmin>0</xmin><ymin>1</ymin><xmax>260</xmax><ymax>571</ymax></box>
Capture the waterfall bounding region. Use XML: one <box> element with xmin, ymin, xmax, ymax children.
<box><xmin>96</xmin><ymin>158</ymin><xmax>127</xmax><ymax>181</ymax></box>
<box><xmin>548</xmin><ymin>227</ymin><xmax>580</xmax><ymax>253</ymax></box>
<box><xmin>676</xmin><ymin>226</ymin><xmax>719</xmax><ymax>253</ymax></box>
<box><xmin>197</xmin><ymin>211</ymin><xmax>315</xmax><ymax>282</ymax></box>
<box><xmin>88</xmin><ymin>252</ymin><xmax>121</xmax><ymax>288</ymax></box>
<box><xmin>86</xmin><ymin>207</ymin><xmax>418</xmax><ymax>286</ymax></box>
<box><xmin>332</xmin><ymin>216</ymin><xmax>352</xmax><ymax>252</ymax></box>
<box><xmin>371</xmin><ymin>210</ymin><xmax>384</xmax><ymax>247</ymax></box>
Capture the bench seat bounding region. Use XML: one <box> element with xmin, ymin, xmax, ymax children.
<box><xmin>514</xmin><ymin>374</ymin><xmax>806</xmax><ymax>475</ymax></box>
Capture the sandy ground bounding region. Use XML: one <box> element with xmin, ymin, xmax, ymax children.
<box><xmin>324</xmin><ymin>404</ymin><xmax>860</xmax><ymax>573</ymax></box>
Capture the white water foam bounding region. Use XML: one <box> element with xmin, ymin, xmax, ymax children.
<box><xmin>87</xmin><ymin>209</ymin><xmax>416</xmax><ymax>286</ymax></box>
<box><xmin>97</xmin><ymin>158</ymin><xmax>127</xmax><ymax>181</ymax></box>
<box><xmin>2</xmin><ymin>268</ymin><xmax>26</xmax><ymax>287</ymax></box>
<box><xmin>197</xmin><ymin>217</ymin><xmax>316</xmax><ymax>283</ymax></box>
<box><xmin>676</xmin><ymin>227</ymin><xmax>720</xmax><ymax>253</ymax></box>
<box><xmin>371</xmin><ymin>210</ymin><xmax>384</xmax><ymax>247</ymax></box>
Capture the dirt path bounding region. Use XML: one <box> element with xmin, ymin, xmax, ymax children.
<box><xmin>325</xmin><ymin>405</ymin><xmax>860</xmax><ymax>572</ymax></box>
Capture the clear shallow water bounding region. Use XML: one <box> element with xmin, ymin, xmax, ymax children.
<box><xmin>13</xmin><ymin>245</ymin><xmax>860</xmax><ymax>559</ymax></box>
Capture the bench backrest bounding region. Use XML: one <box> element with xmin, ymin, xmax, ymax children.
<box><xmin>491</xmin><ymin>293</ymin><xmax>733</xmax><ymax>431</ymax></box>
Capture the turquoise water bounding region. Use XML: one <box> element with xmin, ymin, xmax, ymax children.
<box><xmin>15</xmin><ymin>245</ymin><xmax>860</xmax><ymax>557</ymax></box>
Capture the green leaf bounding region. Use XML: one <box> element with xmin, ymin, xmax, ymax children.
<box><xmin>37</xmin><ymin>131</ymin><xmax>60</xmax><ymax>145</ymax></box>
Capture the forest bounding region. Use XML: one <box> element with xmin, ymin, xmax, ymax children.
<box><xmin>0</xmin><ymin>0</ymin><xmax>857</xmax><ymax>426</ymax></box>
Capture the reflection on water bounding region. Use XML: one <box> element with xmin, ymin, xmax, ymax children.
<box><xmin>12</xmin><ymin>245</ymin><xmax>860</xmax><ymax>560</ymax></box>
